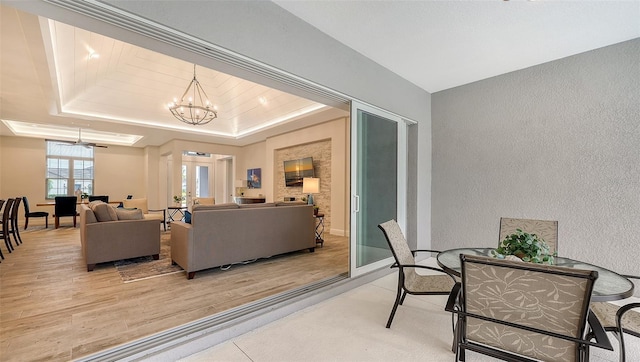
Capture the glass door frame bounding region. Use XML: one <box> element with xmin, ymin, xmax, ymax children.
<box><xmin>181</xmin><ymin>159</ymin><xmax>214</xmax><ymax>207</ymax></box>
<box><xmin>350</xmin><ymin>101</ymin><xmax>408</xmax><ymax>277</ymax></box>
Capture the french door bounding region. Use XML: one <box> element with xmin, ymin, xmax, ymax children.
<box><xmin>181</xmin><ymin>161</ymin><xmax>213</xmax><ymax>206</ymax></box>
<box><xmin>350</xmin><ymin>101</ymin><xmax>408</xmax><ymax>277</ymax></box>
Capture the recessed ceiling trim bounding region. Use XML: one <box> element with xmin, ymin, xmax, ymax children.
<box><xmin>2</xmin><ymin>119</ymin><xmax>143</xmax><ymax>146</ymax></box>
<box><xmin>42</xmin><ymin>0</ymin><xmax>351</xmax><ymax>108</ymax></box>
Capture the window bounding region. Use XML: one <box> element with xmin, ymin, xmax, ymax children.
<box><xmin>46</xmin><ymin>141</ymin><xmax>94</xmax><ymax>199</ymax></box>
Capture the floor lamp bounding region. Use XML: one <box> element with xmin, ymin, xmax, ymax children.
<box><xmin>303</xmin><ymin>177</ymin><xmax>319</xmax><ymax>205</ymax></box>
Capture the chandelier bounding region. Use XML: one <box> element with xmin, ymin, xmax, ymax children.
<box><xmin>168</xmin><ymin>65</ymin><xmax>217</xmax><ymax>125</ymax></box>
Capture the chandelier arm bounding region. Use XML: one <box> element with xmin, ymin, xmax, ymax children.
<box><xmin>168</xmin><ymin>64</ymin><xmax>217</xmax><ymax>125</ymax></box>
<box><xmin>179</xmin><ymin>79</ymin><xmax>195</xmax><ymax>104</ymax></box>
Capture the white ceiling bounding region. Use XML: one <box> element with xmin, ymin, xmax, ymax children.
<box><xmin>275</xmin><ymin>0</ymin><xmax>640</xmax><ymax>93</ymax></box>
<box><xmin>1</xmin><ymin>1</ymin><xmax>638</xmax><ymax>147</ymax></box>
<box><xmin>0</xmin><ymin>5</ymin><xmax>345</xmax><ymax>147</ymax></box>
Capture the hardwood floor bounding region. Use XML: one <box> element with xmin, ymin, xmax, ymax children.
<box><xmin>0</xmin><ymin>225</ymin><xmax>348</xmax><ymax>361</ymax></box>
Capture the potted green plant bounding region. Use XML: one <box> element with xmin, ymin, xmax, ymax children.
<box><xmin>492</xmin><ymin>228</ymin><xmax>555</xmax><ymax>264</ymax></box>
<box><xmin>313</xmin><ymin>205</ymin><xmax>319</xmax><ymax>216</ymax></box>
<box><xmin>173</xmin><ymin>195</ymin><xmax>184</xmax><ymax>205</ymax></box>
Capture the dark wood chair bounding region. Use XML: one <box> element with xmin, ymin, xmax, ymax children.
<box><xmin>1</xmin><ymin>198</ymin><xmax>15</xmax><ymax>254</ymax></box>
<box><xmin>378</xmin><ymin>219</ymin><xmax>455</xmax><ymax>328</ymax></box>
<box><xmin>23</xmin><ymin>196</ymin><xmax>49</xmax><ymax>229</ymax></box>
<box><xmin>446</xmin><ymin>254</ymin><xmax>612</xmax><ymax>362</ymax></box>
<box><xmin>0</xmin><ymin>199</ymin><xmax>4</xmax><ymax>260</ymax></box>
<box><xmin>54</xmin><ymin>196</ymin><xmax>79</xmax><ymax>228</ymax></box>
<box><xmin>88</xmin><ymin>195</ymin><xmax>109</xmax><ymax>203</ymax></box>
<box><xmin>9</xmin><ymin>196</ymin><xmax>22</xmax><ymax>245</ymax></box>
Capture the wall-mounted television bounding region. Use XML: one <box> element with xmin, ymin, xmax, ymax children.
<box><xmin>284</xmin><ymin>157</ymin><xmax>314</xmax><ymax>187</ymax></box>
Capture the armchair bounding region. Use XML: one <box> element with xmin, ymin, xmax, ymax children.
<box><xmin>122</xmin><ymin>197</ymin><xmax>166</xmax><ymax>231</ymax></box>
<box><xmin>192</xmin><ymin>197</ymin><xmax>214</xmax><ymax>206</ymax></box>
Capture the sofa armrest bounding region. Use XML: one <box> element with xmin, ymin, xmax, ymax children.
<box><xmin>170</xmin><ymin>221</ymin><xmax>193</xmax><ymax>272</ymax></box>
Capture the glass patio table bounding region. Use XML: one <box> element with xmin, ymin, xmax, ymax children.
<box><xmin>437</xmin><ymin>247</ymin><xmax>635</xmax><ymax>302</ymax></box>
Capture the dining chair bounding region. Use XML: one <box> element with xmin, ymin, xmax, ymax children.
<box><xmin>23</xmin><ymin>196</ymin><xmax>49</xmax><ymax>229</ymax></box>
<box><xmin>54</xmin><ymin>196</ymin><xmax>79</xmax><ymax>228</ymax></box>
<box><xmin>446</xmin><ymin>254</ymin><xmax>612</xmax><ymax>362</ymax></box>
<box><xmin>9</xmin><ymin>196</ymin><xmax>23</xmax><ymax>245</ymax></box>
<box><xmin>0</xmin><ymin>199</ymin><xmax>4</xmax><ymax>260</ymax></box>
<box><xmin>1</xmin><ymin>198</ymin><xmax>16</xmax><ymax>254</ymax></box>
<box><xmin>591</xmin><ymin>275</ymin><xmax>640</xmax><ymax>362</ymax></box>
<box><xmin>378</xmin><ymin>219</ymin><xmax>456</xmax><ymax>328</ymax></box>
<box><xmin>499</xmin><ymin>217</ymin><xmax>559</xmax><ymax>254</ymax></box>
<box><xmin>88</xmin><ymin>195</ymin><xmax>109</xmax><ymax>203</ymax></box>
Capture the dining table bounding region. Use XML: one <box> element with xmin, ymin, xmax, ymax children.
<box><xmin>36</xmin><ymin>201</ymin><xmax>122</xmax><ymax>207</ymax></box>
<box><xmin>436</xmin><ymin>247</ymin><xmax>635</xmax><ymax>302</ymax></box>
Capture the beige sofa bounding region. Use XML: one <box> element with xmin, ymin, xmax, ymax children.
<box><xmin>170</xmin><ymin>202</ymin><xmax>315</xmax><ymax>279</ymax></box>
<box><xmin>80</xmin><ymin>203</ymin><xmax>161</xmax><ymax>271</ymax></box>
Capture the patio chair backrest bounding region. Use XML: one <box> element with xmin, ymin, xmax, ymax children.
<box><xmin>499</xmin><ymin>217</ymin><xmax>558</xmax><ymax>254</ymax></box>
<box><xmin>461</xmin><ymin>254</ymin><xmax>596</xmax><ymax>361</ymax></box>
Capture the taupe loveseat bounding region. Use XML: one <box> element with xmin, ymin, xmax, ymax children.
<box><xmin>170</xmin><ymin>202</ymin><xmax>315</xmax><ymax>279</ymax></box>
<box><xmin>80</xmin><ymin>202</ymin><xmax>161</xmax><ymax>271</ymax></box>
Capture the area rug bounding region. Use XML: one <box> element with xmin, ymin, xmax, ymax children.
<box><xmin>114</xmin><ymin>232</ymin><xmax>183</xmax><ymax>283</ymax></box>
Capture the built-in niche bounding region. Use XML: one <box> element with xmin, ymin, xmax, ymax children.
<box><xmin>275</xmin><ymin>139</ymin><xmax>331</xmax><ymax>231</ymax></box>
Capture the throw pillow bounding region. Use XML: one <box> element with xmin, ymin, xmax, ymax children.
<box><xmin>115</xmin><ymin>208</ymin><xmax>144</xmax><ymax>220</ymax></box>
<box><xmin>84</xmin><ymin>208</ymin><xmax>98</xmax><ymax>224</ymax></box>
<box><xmin>184</xmin><ymin>210</ymin><xmax>192</xmax><ymax>224</ymax></box>
<box><xmin>91</xmin><ymin>203</ymin><xmax>117</xmax><ymax>222</ymax></box>
<box><xmin>107</xmin><ymin>204</ymin><xmax>118</xmax><ymax>220</ymax></box>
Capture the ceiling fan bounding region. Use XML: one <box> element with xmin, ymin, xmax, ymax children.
<box><xmin>56</xmin><ymin>128</ymin><xmax>108</xmax><ymax>148</ymax></box>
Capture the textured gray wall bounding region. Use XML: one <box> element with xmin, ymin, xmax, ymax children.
<box><xmin>432</xmin><ymin>39</ymin><xmax>640</xmax><ymax>282</ymax></box>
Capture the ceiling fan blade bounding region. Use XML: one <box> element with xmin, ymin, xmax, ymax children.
<box><xmin>94</xmin><ymin>144</ymin><xmax>108</xmax><ymax>148</ymax></box>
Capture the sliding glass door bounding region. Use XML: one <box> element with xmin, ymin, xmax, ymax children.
<box><xmin>350</xmin><ymin>102</ymin><xmax>408</xmax><ymax>276</ymax></box>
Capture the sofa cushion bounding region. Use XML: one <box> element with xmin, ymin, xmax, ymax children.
<box><xmin>91</xmin><ymin>203</ymin><xmax>118</xmax><ymax>222</ymax></box>
<box><xmin>115</xmin><ymin>208</ymin><xmax>144</xmax><ymax>220</ymax></box>
<box><xmin>193</xmin><ymin>203</ymin><xmax>239</xmax><ymax>211</ymax></box>
<box><xmin>184</xmin><ymin>210</ymin><xmax>192</xmax><ymax>223</ymax></box>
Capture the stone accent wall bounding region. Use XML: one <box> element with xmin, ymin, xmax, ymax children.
<box><xmin>275</xmin><ymin>139</ymin><xmax>332</xmax><ymax>231</ymax></box>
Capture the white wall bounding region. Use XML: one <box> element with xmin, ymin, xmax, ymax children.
<box><xmin>237</xmin><ymin>141</ymin><xmax>267</xmax><ymax>198</ymax></box>
<box><xmin>432</xmin><ymin>39</ymin><xmax>640</xmax><ymax>283</ymax></box>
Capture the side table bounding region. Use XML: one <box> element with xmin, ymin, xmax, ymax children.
<box><xmin>313</xmin><ymin>213</ymin><xmax>325</xmax><ymax>247</ymax></box>
<box><xmin>167</xmin><ymin>206</ymin><xmax>187</xmax><ymax>224</ymax></box>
